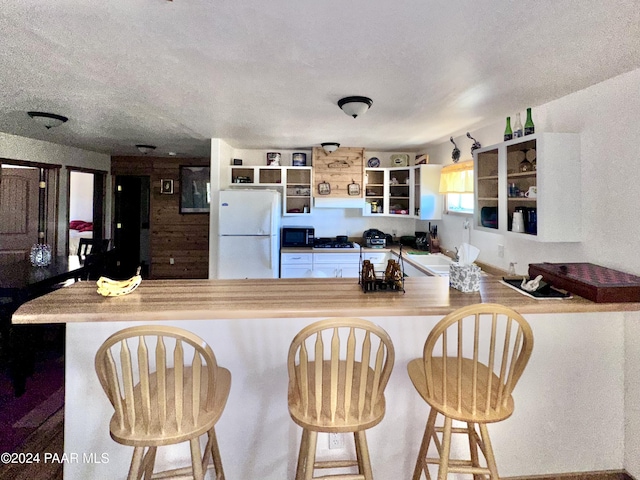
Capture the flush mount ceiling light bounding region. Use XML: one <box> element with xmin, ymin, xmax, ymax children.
<box><xmin>337</xmin><ymin>96</ymin><xmax>373</xmax><ymax>118</ymax></box>
<box><xmin>27</xmin><ymin>111</ymin><xmax>68</xmax><ymax>129</ymax></box>
<box><xmin>321</xmin><ymin>142</ymin><xmax>340</xmax><ymax>154</ymax></box>
<box><xmin>136</xmin><ymin>144</ymin><xmax>156</xmax><ymax>154</ymax></box>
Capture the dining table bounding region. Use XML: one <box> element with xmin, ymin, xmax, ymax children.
<box><xmin>0</xmin><ymin>255</ymin><xmax>86</xmax><ymax>395</ymax></box>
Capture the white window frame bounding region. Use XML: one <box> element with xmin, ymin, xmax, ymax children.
<box><xmin>445</xmin><ymin>192</ymin><xmax>474</xmax><ymax>215</ymax></box>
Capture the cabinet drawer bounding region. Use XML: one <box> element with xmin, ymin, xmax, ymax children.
<box><xmin>281</xmin><ymin>253</ymin><xmax>313</xmax><ymax>264</ymax></box>
<box><xmin>313</xmin><ymin>253</ymin><xmax>360</xmax><ymax>264</ymax></box>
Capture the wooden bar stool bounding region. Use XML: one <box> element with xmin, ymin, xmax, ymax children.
<box><xmin>95</xmin><ymin>325</ymin><xmax>231</xmax><ymax>480</ymax></box>
<box><xmin>407</xmin><ymin>304</ymin><xmax>534</xmax><ymax>480</ymax></box>
<box><xmin>287</xmin><ymin>317</ymin><xmax>395</xmax><ymax>480</ymax></box>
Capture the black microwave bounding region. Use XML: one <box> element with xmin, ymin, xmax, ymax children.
<box><xmin>281</xmin><ymin>226</ymin><xmax>315</xmax><ymax>247</ymax></box>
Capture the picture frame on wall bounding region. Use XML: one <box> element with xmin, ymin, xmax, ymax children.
<box><xmin>179</xmin><ymin>166</ymin><xmax>211</xmax><ymax>213</ymax></box>
<box><xmin>160</xmin><ymin>179</ymin><xmax>174</xmax><ymax>194</ymax></box>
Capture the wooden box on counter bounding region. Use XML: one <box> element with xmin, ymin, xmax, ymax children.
<box><xmin>528</xmin><ymin>262</ymin><xmax>640</xmax><ymax>303</ymax></box>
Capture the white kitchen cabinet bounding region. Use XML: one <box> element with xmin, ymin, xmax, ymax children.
<box><xmin>313</xmin><ymin>251</ymin><xmax>360</xmax><ymax>278</ymax></box>
<box><xmin>363</xmin><ymin>166</ymin><xmax>441</xmax><ymax>219</ymax></box>
<box><xmin>281</xmin><ymin>251</ymin><xmax>360</xmax><ymax>278</ymax></box>
<box><xmin>413</xmin><ymin>164</ymin><xmax>443</xmax><ymax>220</ymax></box>
<box><xmin>230</xmin><ymin>166</ymin><xmax>313</xmax><ymax>216</ymax></box>
<box><xmin>474</xmin><ymin>133</ymin><xmax>581</xmax><ymax>242</ymax></box>
<box><xmin>280</xmin><ymin>252</ymin><xmax>312</xmax><ymax>278</ymax></box>
<box><xmin>363</xmin><ymin>167</ymin><xmax>414</xmax><ymax>217</ymax></box>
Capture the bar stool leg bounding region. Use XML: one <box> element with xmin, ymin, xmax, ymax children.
<box><xmin>209</xmin><ymin>428</ymin><xmax>225</xmax><ymax>479</ymax></box>
<box><xmin>437</xmin><ymin>417</ymin><xmax>453</xmax><ymax>480</ymax></box>
<box><xmin>479</xmin><ymin>424</ymin><xmax>500</xmax><ymax>480</ymax></box>
<box><xmin>190</xmin><ymin>437</ymin><xmax>205</xmax><ymax>480</ymax></box>
<box><xmin>127</xmin><ymin>447</ymin><xmax>145</xmax><ymax>480</ymax></box>
<box><xmin>467</xmin><ymin>422</ymin><xmax>483</xmax><ymax>480</ymax></box>
<box><xmin>303</xmin><ymin>431</ymin><xmax>318</xmax><ymax>480</ymax></box>
<box><xmin>142</xmin><ymin>447</ymin><xmax>157</xmax><ymax>479</ymax></box>
<box><xmin>355</xmin><ymin>431</ymin><xmax>373</xmax><ymax>480</ymax></box>
<box><xmin>412</xmin><ymin>407</ymin><xmax>437</xmax><ymax>480</ymax></box>
<box><xmin>296</xmin><ymin>429</ymin><xmax>310</xmax><ymax>480</ymax></box>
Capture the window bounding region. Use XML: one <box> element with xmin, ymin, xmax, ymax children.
<box><xmin>439</xmin><ymin>160</ymin><xmax>474</xmax><ymax>214</ymax></box>
<box><xmin>446</xmin><ymin>193</ymin><xmax>474</xmax><ymax>214</ymax></box>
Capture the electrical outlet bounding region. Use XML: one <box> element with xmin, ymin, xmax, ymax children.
<box><xmin>170</xmin><ymin>257</ymin><xmax>175</xmax><ymax>265</ymax></box>
<box><xmin>328</xmin><ymin>433</ymin><xmax>345</xmax><ymax>450</ymax></box>
<box><xmin>497</xmin><ymin>244</ymin><xmax>504</xmax><ymax>258</ymax></box>
<box><xmin>392</xmin><ymin>229</ymin><xmax>397</xmax><ymax>236</ymax></box>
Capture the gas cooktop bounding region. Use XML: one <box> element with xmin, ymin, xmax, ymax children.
<box><xmin>313</xmin><ymin>238</ymin><xmax>356</xmax><ymax>249</ymax></box>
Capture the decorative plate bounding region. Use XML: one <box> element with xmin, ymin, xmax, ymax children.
<box><xmin>391</xmin><ymin>154</ymin><xmax>409</xmax><ymax>166</ymax></box>
<box><xmin>367</xmin><ymin>157</ymin><xmax>380</xmax><ymax>168</ymax></box>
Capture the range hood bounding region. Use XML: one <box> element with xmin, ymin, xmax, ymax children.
<box><xmin>313</xmin><ymin>197</ymin><xmax>366</xmax><ymax>209</ymax></box>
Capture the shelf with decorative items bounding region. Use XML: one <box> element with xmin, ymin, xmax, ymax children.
<box><xmin>230</xmin><ymin>165</ymin><xmax>313</xmax><ymax>216</ymax></box>
<box><xmin>388</xmin><ymin>167</ymin><xmax>413</xmax><ymax>215</ymax></box>
<box><xmin>474</xmin><ymin>133</ymin><xmax>581</xmax><ymax>242</ymax></box>
<box><xmin>283</xmin><ymin>166</ymin><xmax>313</xmax><ymax>215</ymax></box>
<box><xmin>364</xmin><ymin>168</ymin><xmax>385</xmax><ymax>215</ymax></box>
<box><xmin>362</xmin><ymin>165</ymin><xmax>442</xmax><ymax>218</ymax></box>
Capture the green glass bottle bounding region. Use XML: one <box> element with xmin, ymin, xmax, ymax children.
<box><xmin>504</xmin><ymin>117</ymin><xmax>513</xmax><ymax>141</ymax></box>
<box><xmin>524</xmin><ymin>107</ymin><xmax>535</xmax><ymax>135</ymax></box>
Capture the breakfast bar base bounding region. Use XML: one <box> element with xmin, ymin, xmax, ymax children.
<box><xmin>64</xmin><ymin>313</ymin><xmax>625</xmax><ymax>480</ymax></box>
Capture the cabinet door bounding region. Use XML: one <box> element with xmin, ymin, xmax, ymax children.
<box><xmin>414</xmin><ymin>165</ymin><xmax>443</xmax><ymax>220</ymax></box>
<box><xmin>284</xmin><ymin>167</ymin><xmax>312</xmax><ymax>216</ymax></box>
<box><xmin>313</xmin><ymin>265</ymin><xmax>338</xmax><ymax>278</ymax></box>
<box><xmin>388</xmin><ymin>167</ymin><xmax>412</xmax><ymax>216</ymax></box>
<box><xmin>363</xmin><ymin>168</ymin><xmax>386</xmax><ymax>216</ymax></box>
<box><xmin>281</xmin><ymin>265</ymin><xmax>313</xmax><ymax>278</ymax></box>
<box><xmin>475</xmin><ymin>146</ymin><xmax>500</xmax><ymax>231</ymax></box>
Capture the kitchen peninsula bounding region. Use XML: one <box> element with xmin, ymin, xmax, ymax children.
<box><xmin>13</xmin><ymin>277</ymin><xmax>639</xmax><ymax>479</ymax></box>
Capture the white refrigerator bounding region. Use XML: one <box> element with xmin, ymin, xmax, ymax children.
<box><xmin>217</xmin><ymin>189</ymin><xmax>281</xmax><ymax>279</ymax></box>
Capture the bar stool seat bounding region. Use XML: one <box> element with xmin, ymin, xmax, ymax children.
<box><xmin>287</xmin><ymin>317</ymin><xmax>395</xmax><ymax>480</ymax></box>
<box><xmin>408</xmin><ymin>303</ymin><xmax>534</xmax><ymax>480</ymax></box>
<box><xmin>95</xmin><ymin>325</ymin><xmax>231</xmax><ymax>480</ymax></box>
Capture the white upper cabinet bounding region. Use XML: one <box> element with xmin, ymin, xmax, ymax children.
<box><xmin>363</xmin><ymin>165</ymin><xmax>442</xmax><ymax>219</ymax></box>
<box><xmin>230</xmin><ymin>165</ymin><xmax>313</xmax><ymax>216</ymax></box>
<box><xmin>474</xmin><ymin>133</ymin><xmax>581</xmax><ymax>242</ymax></box>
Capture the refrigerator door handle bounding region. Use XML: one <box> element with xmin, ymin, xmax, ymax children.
<box><xmin>268</xmin><ymin>203</ymin><xmax>273</xmax><ymax>269</ymax></box>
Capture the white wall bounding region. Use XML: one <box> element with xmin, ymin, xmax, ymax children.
<box><xmin>0</xmin><ymin>132</ymin><xmax>111</xmax><ymax>255</ymax></box>
<box><xmin>424</xmin><ymin>67</ymin><xmax>640</xmax><ymax>478</ymax></box>
<box><xmin>64</xmin><ymin>312</ymin><xmax>625</xmax><ymax>480</ymax></box>
<box><xmin>69</xmin><ymin>171</ymin><xmax>94</xmax><ymax>222</ymax></box>
<box><xmin>216</xmin><ymin>147</ymin><xmax>431</xmax><ymax>240</ymax></box>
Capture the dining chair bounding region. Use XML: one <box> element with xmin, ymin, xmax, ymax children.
<box><xmin>95</xmin><ymin>325</ymin><xmax>231</xmax><ymax>480</ymax></box>
<box><xmin>407</xmin><ymin>303</ymin><xmax>534</xmax><ymax>480</ymax></box>
<box><xmin>77</xmin><ymin>237</ymin><xmax>110</xmax><ymax>257</ymax></box>
<box><xmin>287</xmin><ymin>317</ymin><xmax>395</xmax><ymax>480</ymax></box>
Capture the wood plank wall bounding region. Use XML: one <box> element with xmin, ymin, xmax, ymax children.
<box><xmin>111</xmin><ymin>156</ymin><xmax>210</xmax><ymax>280</ymax></box>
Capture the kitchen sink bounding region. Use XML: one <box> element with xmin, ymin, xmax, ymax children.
<box><xmin>405</xmin><ymin>253</ymin><xmax>453</xmax><ymax>276</ymax></box>
<box><xmin>405</xmin><ymin>253</ymin><xmax>484</xmax><ymax>277</ymax></box>
<box><xmin>406</xmin><ymin>253</ymin><xmax>453</xmax><ymax>266</ymax></box>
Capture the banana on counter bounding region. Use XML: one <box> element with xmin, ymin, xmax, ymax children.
<box><xmin>96</xmin><ymin>267</ymin><xmax>142</xmax><ymax>297</ymax></box>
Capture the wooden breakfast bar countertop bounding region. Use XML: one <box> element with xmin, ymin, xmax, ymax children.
<box><xmin>12</xmin><ymin>275</ymin><xmax>640</xmax><ymax>324</ymax></box>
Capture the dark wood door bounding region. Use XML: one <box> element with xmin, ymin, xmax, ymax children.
<box><xmin>0</xmin><ymin>167</ymin><xmax>39</xmax><ymax>265</ymax></box>
<box><xmin>114</xmin><ymin>176</ymin><xmax>150</xmax><ymax>277</ymax></box>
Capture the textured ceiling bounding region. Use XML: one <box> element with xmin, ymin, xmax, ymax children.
<box><xmin>0</xmin><ymin>0</ymin><xmax>638</xmax><ymax>157</ymax></box>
